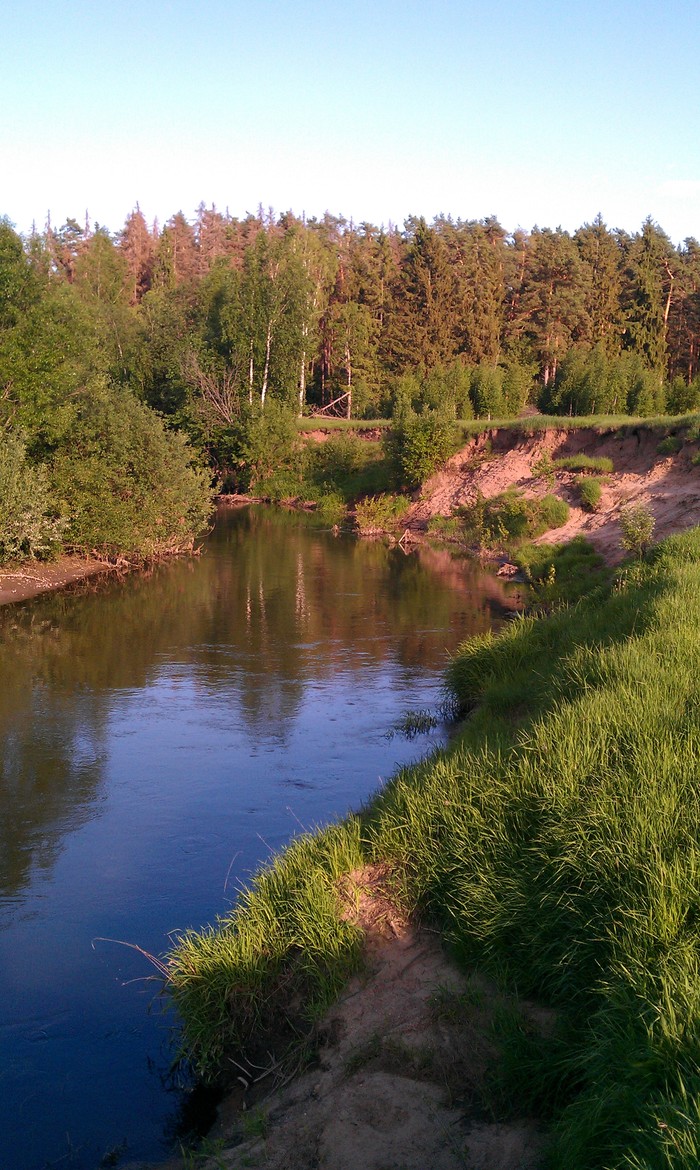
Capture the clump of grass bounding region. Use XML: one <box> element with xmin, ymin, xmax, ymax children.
<box><xmin>388</xmin><ymin>709</ymin><xmax>439</xmax><ymax>739</ymax></box>
<box><xmin>314</xmin><ymin>492</ymin><xmax>347</xmax><ymax>525</ymax></box>
<box><xmin>657</xmin><ymin>434</ymin><xmax>683</xmax><ymax>455</ymax></box>
<box><xmin>574</xmin><ymin>475</ymin><xmax>602</xmax><ymax>511</ymax></box>
<box><xmin>353</xmin><ymin>493</ymin><xmax>410</xmax><ymax>535</ymax></box>
<box><xmin>426</xmin><ymin>514</ymin><xmax>465</xmax><ymax>541</ymax></box>
<box><xmin>554</xmin><ymin>453</ymin><xmax>614</xmax><ymax>474</ymax></box>
<box><xmin>167</xmin><ymin>819</ymin><xmax>367</xmax><ymax>1079</ymax></box>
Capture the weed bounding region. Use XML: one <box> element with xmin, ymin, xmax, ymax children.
<box><xmin>532</xmin><ymin>451</ymin><xmax>556</xmax><ymax>486</ymax></box>
<box><xmin>619</xmin><ymin>503</ymin><xmax>655</xmax><ymax>557</ymax></box>
<box><xmin>388</xmin><ymin>709</ymin><xmax>439</xmax><ymax>739</ymax></box>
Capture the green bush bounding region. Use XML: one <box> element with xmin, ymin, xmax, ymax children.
<box><xmin>461</xmin><ymin>488</ymin><xmax>569</xmax><ymax>550</ymax></box>
<box><xmin>0</xmin><ymin>431</ymin><xmax>66</xmax><ymax>563</ymax></box>
<box><xmin>619</xmin><ymin>503</ymin><xmax>655</xmax><ymax>558</ymax></box>
<box><xmin>385</xmin><ymin>407</ymin><xmax>459</xmax><ymax>489</ymax></box>
<box><xmin>575</xmin><ymin>476</ymin><xmax>602</xmax><ymax>511</ymax></box>
<box><xmin>51</xmin><ymin>387</ymin><xmax>214</xmax><ymax>560</ymax></box>
<box><xmin>657</xmin><ymin>434</ymin><xmax>683</xmax><ymax>456</ymax></box>
<box><xmin>353</xmin><ymin>493</ymin><xmax>410</xmax><ymax>535</ymax></box>
<box><xmin>305</xmin><ymin>432</ymin><xmax>392</xmax><ymax>502</ymax></box>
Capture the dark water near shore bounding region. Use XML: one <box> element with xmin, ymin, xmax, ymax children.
<box><xmin>0</xmin><ymin>506</ymin><xmax>519</xmax><ymax>1170</ymax></box>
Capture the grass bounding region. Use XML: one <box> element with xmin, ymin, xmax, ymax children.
<box><xmin>515</xmin><ymin>536</ymin><xmax>610</xmax><ymax>606</ymax></box>
<box><xmin>167</xmin><ymin>522</ymin><xmax>700</xmax><ymax>1170</ymax></box>
<box><xmin>353</xmin><ymin>493</ymin><xmax>410</xmax><ymax>535</ymax></box>
<box><xmin>574</xmin><ymin>474</ymin><xmax>603</xmax><ymax>511</ymax></box>
<box><xmin>554</xmin><ymin>453</ymin><xmax>614</xmax><ymax>473</ymax></box>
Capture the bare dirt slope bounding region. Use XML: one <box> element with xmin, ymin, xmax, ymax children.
<box><xmin>408</xmin><ymin>426</ymin><xmax>700</xmax><ymax>563</ymax></box>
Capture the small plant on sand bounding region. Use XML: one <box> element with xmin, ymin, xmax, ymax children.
<box><xmin>657</xmin><ymin>434</ymin><xmax>682</xmax><ymax>456</ymax></box>
<box><xmin>532</xmin><ymin>452</ymin><xmax>556</xmax><ymax>486</ymax></box>
<box><xmin>619</xmin><ymin>503</ymin><xmax>655</xmax><ymax>557</ymax></box>
<box><xmin>575</xmin><ymin>475</ymin><xmax>602</xmax><ymax>512</ymax></box>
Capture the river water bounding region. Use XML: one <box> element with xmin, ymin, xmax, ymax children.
<box><xmin>0</xmin><ymin>505</ymin><xmax>519</xmax><ymax>1170</ymax></box>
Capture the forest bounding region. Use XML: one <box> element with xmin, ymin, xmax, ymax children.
<box><xmin>2</xmin><ymin>205</ymin><xmax>700</xmax><ymax>559</ymax></box>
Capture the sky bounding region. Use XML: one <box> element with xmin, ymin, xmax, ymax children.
<box><xmin>1</xmin><ymin>0</ymin><xmax>700</xmax><ymax>243</ymax></box>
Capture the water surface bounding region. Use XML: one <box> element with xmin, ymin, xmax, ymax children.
<box><xmin>0</xmin><ymin>506</ymin><xmax>519</xmax><ymax>1170</ymax></box>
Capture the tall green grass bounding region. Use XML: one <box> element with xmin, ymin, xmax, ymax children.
<box><xmin>168</xmin><ymin>527</ymin><xmax>700</xmax><ymax>1168</ymax></box>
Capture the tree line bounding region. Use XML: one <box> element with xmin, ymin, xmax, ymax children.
<box><xmin>2</xmin><ymin>205</ymin><xmax>700</xmax><ymax>517</ymax></box>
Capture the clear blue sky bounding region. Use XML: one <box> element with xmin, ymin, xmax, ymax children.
<box><xmin>2</xmin><ymin>0</ymin><xmax>699</xmax><ymax>242</ymax></box>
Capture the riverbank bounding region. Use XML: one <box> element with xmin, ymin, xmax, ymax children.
<box><xmin>165</xmin><ymin>525</ymin><xmax>700</xmax><ymax>1169</ymax></box>
<box><xmin>0</xmin><ymin>555</ymin><xmax>119</xmax><ymax>606</ymax></box>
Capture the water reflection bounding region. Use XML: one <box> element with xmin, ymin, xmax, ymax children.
<box><xmin>0</xmin><ymin>506</ymin><xmax>519</xmax><ymax>1170</ymax></box>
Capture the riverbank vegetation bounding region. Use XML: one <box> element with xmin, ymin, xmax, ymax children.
<box><xmin>4</xmin><ymin>206</ymin><xmax>700</xmax><ymax>525</ymax></box>
<box><xmin>167</xmin><ymin>526</ymin><xmax>700</xmax><ymax>1168</ymax></box>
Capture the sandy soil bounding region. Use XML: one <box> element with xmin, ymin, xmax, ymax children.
<box><xmin>0</xmin><ymin>555</ymin><xmax>117</xmax><ymax>607</ymax></box>
<box><xmin>408</xmin><ymin>425</ymin><xmax>700</xmax><ymax>564</ymax></box>
<box><xmin>126</xmin><ymin>868</ymin><xmax>546</xmax><ymax>1170</ymax></box>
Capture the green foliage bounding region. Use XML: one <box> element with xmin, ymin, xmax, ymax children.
<box><xmin>239</xmin><ymin>402</ymin><xmax>304</xmax><ymax>497</ymax></box>
<box><xmin>353</xmin><ymin>493</ymin><xmax>410</xmax><ymax>535</ymax></box>
<box><xmin>385</xmin><ymin>406</ymin><xmax>459</xmax><ymax>489</ymax></box>
<box><xmin>459</xmin><ymin>488</ymin><xmax>569</xmax><ymax>550</ymax></box>
<box><xmin>575</xmin><ymin>475</ymin><xmax>602</xmax><ymax>511</ymax></box>
<box><xmin>554</xmin><ymin>453</ymin><xmax>613</xmax><ymax>473</ymax></box>
<box><xmin>0</xmin><ymin>431</ymin><xmax>66</xmax><ymax>563</ymax></box>
<box><xmin>515</xmin><ymin>536</ymin><xmax>609</xmax><ymax>605</ymax></box>
<box><xmin>531</xmin><ymin>451</ymin><xmax>556</xmax><ymax>485</ymax></box>
<box><xmin>304</xmin><ymin>432</ymin><xmax>392</xmax><ymax>502</ymax></box>
<box><xmin>50</xmin><ymin>387</ymin><xmax>214</xmax><ymax>559</ymax></box>
<box><xmin>666</xmin><ymin>374</ymin><xmax>700</xmax><ymax>415</ymax></box>
<box><xmin>657</xmin><ymin>433</ymin><xmax>683</xmax><ymax>455</ymax></box>
<box><xmin>619</xmin><ymin>503</ymin><xmax>656</xmax><ymax>557</ymax></box>
<box><xmin>544</xmin><ymin>347</ymin><xmax>666</xmax><ymax>417</ymax></box>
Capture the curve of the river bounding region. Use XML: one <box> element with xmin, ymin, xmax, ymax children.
<box><xmin>0</xmin><ymin>505</ymin><xmax>520</xmax><ymax>1170</ymax></box>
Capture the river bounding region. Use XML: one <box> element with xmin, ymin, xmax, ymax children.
<box><xmin>0</xmin><ymin>505</ymin><xmax>519</xmax><ymax>1170</ymax></box>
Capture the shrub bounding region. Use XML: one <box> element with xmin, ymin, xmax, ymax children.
<box><xmin>532</xmin><ymin>452</ymin><xmax>556</xmax><ymax>486</ymax></box>
<box><xmin>51</xmin><ymin>387</ymin><xmax>214</xmax><ymax>560</ymax></box>
<box><xmin>575</xmin><ymin>476</ymin><xmax>602</xmax><ymax>511</ymax></box>
<box><xmin>354</xmin><ymin>493</ymin><xmax>410</xmax><ymax>535</ymax></box>
<box><xmin>533</xmin><ymin>494</ymin><xmax>569</xmax><ymax>534</ymax></box>
<box><xmin>461</xmin><ymin>488</ymin><xmax>569</xmax><ymax>550</ymax></box>
<box><xmin>656</xmin><ymin>434</ymin><xmax>682</xmax><ymax>456</ymax></box>
<box><xmin>0</xmin><ymin>431</ymin><xmax>66</xmax><ymax>563</ymax></box>
<box><xmin>619</xmin><ymin>503</ymin><xmax>655</xmax><ymax>557</ymax></box>
<box><xmin>385</xmin><ymin>408</ymin><xmax>459</xmax><ymax>489</ymax></box>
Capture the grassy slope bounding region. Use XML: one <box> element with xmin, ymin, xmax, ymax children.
<box><xmin>167</xmin><ymin>529</ymin><xmax>700</xmax><ymax>1170</ymax></box>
